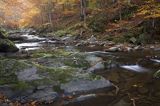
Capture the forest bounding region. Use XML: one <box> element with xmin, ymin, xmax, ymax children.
<box><xmin>0</xmin><ymin>0</ymin><xmax>160</xmax><ymax>106</ymax></box>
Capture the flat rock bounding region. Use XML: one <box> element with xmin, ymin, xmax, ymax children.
<box><xmin>88</xmin><ymin>62</ymin><xmax>105</xmax><ymax>72</ymax></box>
<box><xmin>61</xmin><ymin>79</ymin><xmax>113</xmax><ymax>94</ymax></box>
<box><xmin>17</xmin><ymin>67</ymin><xmax>42</xmax><ymax>81</ymax></box>
<box><xmin>26</xmin><ymin>87</ymin><xmax>58</xmax><ymax>103</ymax></box>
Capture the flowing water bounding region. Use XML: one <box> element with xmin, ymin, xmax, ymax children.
<box><xmin>12</xmin><ymin>32</ymin><xmax>160</xmax><ymax>106</ymax></box>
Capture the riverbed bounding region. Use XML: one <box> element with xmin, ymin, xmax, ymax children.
<box><xmin>0</xmin><ymin>30</ymin><xmax>160</xmax><ymax>106</ymax></box>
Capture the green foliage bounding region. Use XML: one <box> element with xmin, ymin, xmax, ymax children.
<box><xmin>137</xmin><ymin>33</ymin><xmax>151</xmax><ymax>44</ymax></box>
<box><xmin>112</xmin><ymin>4</ymin><xmax>138</xmax><ymax>21</ymax></box>
<box><xmin>121</xmin><ymin>4</ymin><xmax>138</xmax><ymax>19</ymax></box>
<box><xmin>54</xmin><ymin>23</ymin><xmax>83</xmax><ymax>37</ymax></box>
<box><xmin>88</xmin><ymin>14</ymin><xmax>107</xmax><ymax>32</ymax></box>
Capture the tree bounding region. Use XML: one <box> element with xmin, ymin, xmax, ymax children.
<box><xmin>80</xmin><ymin>0</ymin><xmax>87</xmax><ymax>22</ymax></box>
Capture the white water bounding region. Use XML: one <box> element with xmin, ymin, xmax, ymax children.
<box><xmin>15</xmin><ymin>33</ymin><xmax>46</xmax><ymax>50</ymax></box>
<box><xmin>150</xmin><ymin>59</ymin><xmax>160</xmax><ymax>63</ymax></box>
<box><xmin>121</xmin><ymin>65</ymin><xmax>148</xmax><ymax>72</ymax></box>
<box><xmin>21</xmin><ymin>34</ymin><xmax>46</xmax><ymax>40</ymax></box>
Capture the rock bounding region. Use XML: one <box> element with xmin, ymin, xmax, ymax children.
<box><xmin>0</xmin><ymin>38</ymin><xmax>19</xmax><ymax>53</ymax></box>
<box><xmin>65</xmin><ymin>94</ymin><xmax>96</xmax><ymax>105</ymax></box>
<box><xmin>75</xmin><ymin>94</ymin><xmax>96</xmax><ymax>102</ymax></box>
<box><xmin>0</xmin><ymin>28</ymin><xmax>18</xmax><ymax>53</ymax></box>
<box><xmin>7</xmin><ymin>34</ymin><xmax>27</xmax><ymax>41</ymax></box>
<box><xmin>0</xmin><ymin>29</ymin><xmax>7</xmax><ymax>39</ymax></box>
<box><xmin>26</xmin><ymin>87</ymin><xmax>58</xmax><ymax>103</ymax></box>
<box><xmin>61</xmin><ymin>79</ymin><xmax>113</xmax><ymax>94</ymax></box>
<box><xmin>87</xmin><ymin>35</ymin><xmax>97</xmax><ymax>43</ymax></box>
<box><xmin>125</xmin><ymin>47</ymin><xmax>132</xmax><ymax>52</ymax></box>
<box><xmin>129</xmin><ymin>37</ymin><xmax>137</xmax><ymax>44</ymax></box>
<box><xmin>134</xmin><ymin>46</ymin><xmax>141</xmax><ymax>50</ymax></box>
<box><xmin>0</xmin><ymin>86</ymin><xmax>58</xmax><ymax>103</ymax></box>
<box><xmin>62</xmin><ymin>36</ymin><xmax>73</xmax><ymax>42</ymax></box>
<box><xmin>85</xmin><ymin>55</ymin><xmax>103</xmax><ymax>66</ymax></box>
<box><xmin>88</xmin><ymin>62</ymin><xmax>105</xmax><ymax>72</ymax></box>
<box><xmin>87</xmin><ymin>51</ymin><xmax>111</xmax><ymax>57</ymax></box>
<box><xmin>0</xmin><ymin>85</ymin><xmax>15</xmax><ymax>98</ymax></box>
<box><xmin>16</xmin><ymin>67</ymin><xmax>42</xmax><ymax>81</ymax></box>
<box><xmin>106</xmin><ymin>47</ymin><xmax>119</xmax><ymax>52</ymax></box>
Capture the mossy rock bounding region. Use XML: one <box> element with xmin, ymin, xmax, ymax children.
<box><xmin>0</xmin><ymin>39</ymin><xmax>19</xmax><ymax>52</ymax></box>
<box><xmin>0</xmin><ymin>59</ymin><xmax>31</xmax><ymax>85</ymax></box>
<box><xmin>154</xmin><ymin>70</ymin><xmax>160</xmax><ymax>78</ymax></box>
<box><xmin>0</xmin><ymin>28</ymin><xmax>7</xmax><ymax>39</ymax></box>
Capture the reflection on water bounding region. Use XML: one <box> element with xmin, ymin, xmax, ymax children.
<box><xmin>120</xmin><ymin>65</ymin><xmax>149</xmax><ymax>72</ymax></box>
<box><xmin>150</xmin><ymin>59</ymin><xmax>160</xmax><ymax>63</ymax></box>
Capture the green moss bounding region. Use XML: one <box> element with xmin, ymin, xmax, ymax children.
<box><xmin>31</xmin><ymin>52</ymin><xmax>55</xmax><ymax>58</ymax></box>
<box><xmin>54</xmin><ymin>30</ymin><xmax>69</xmax><ymax>37</ymax></box>
<box><xmin>54</xmin><ymin>27</ymin><xmax>78</xmax><ymax>37</ymax></box>
<box><xmin>53</xmin><ymin>85</ymin><xmax>62</xmax><ymax>92</ymax></box>
<box><xmin>31</xmin><ymin>49</ymin><xmax>72</xmax><ymax>59</ymax></box>
<box><xmin>54</xmin><ymin>49</ymin><xmax>72</xmax><ymax>57</ymax></box>
<box><xmin>12</xmin><ymin>81</ymin><xmax>31</xmax><ymax>90</ymax></box>
<box><xmin>34</xmin><ymin>63</ymin><xmax>75</xmax><ymax>84</ymax></box>
<box><xmin>0</xmin><ymin>39</ymin><xmax>19</xmax><ymax>52</ymax></box>
<box><xmin>89</xmin><ymin>74</ymin><xmax>102</xmax><ymax>80</ymax></box>
<box><xmin>63</xmin><ymin>58</ymin><xmax>90</xmax><ymax>68</ymax></box>
<box><xmin>0</xmin><ymin>28</ymin><xmax>7</xmax><ymax>38</ymax></box>
<box><xmin>0</xmin><ymin>59</ymin><xmax>30</xmax><ymax>85</ymax></box>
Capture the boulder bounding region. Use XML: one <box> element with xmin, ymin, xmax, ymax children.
<box><xmin>0</xmin><ymin>28</ymin><xmax>7</xmax><ymax>39</ymax></box>
<box><xmin>0</xmin><ymin>29</ymin><xmax>19</xmax><ymax>53</ymax></box>
<box><xmin>0</xmin><ymin>39</ymin><xmax>19</xmax><ymax>52</ymax></box>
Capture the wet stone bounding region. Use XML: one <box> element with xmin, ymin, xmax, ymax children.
<box><xmin>16</xmin><ymin>67</ymin><xmax>42</xmax><ymax>81</ymax></box>
<box><xmin>85</xmin><ymin>55</ymin><xmax>103</xmax><ymax>66</ymax></box>
<box><xmin>26</xmin><ymin>87</ymin><xmax>59</xmax><ymax>103</ymax></box>
<box><xmin>61</xmin><ymin>79</ymin><xmax>113</xmax><ymax>95</ymax></box>
<box><xmin>87</xmin><ymin>62</ymin><xmax>105</xmax><ymax>72</ymax></box>
<box><xmin>64</xmin><ymin>94</ymin><xmax>96</xmax><ymax>105</ymax></box>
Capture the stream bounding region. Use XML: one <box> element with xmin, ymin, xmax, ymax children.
<box><xmin>1</xmin><ymin>30</ymin><xmax>160</xmax><ymax>106</ymax></box>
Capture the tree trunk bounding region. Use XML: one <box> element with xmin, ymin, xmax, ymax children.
<box><xmin>48</xmin><ymin>0</ymin><xmax>53</xmax><ymax>28</ymax></box>
<box><xmin>80</xmin><ymin>0</ymin><xmax>87</xmax><ymax>22</ymax></box>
